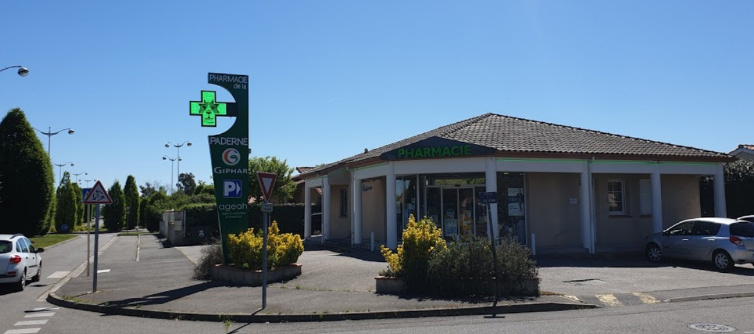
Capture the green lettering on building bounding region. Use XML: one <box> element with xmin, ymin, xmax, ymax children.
<box><xmin>396</xmin><ymin>145</ymin><xmax>473</xmax><ymax>159</ymax></box>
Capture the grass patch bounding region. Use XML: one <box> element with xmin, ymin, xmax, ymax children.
<box><xmin>29</xmin><ymin>234</ymin><xmax>78</xmax><ymax>248</ymax></box>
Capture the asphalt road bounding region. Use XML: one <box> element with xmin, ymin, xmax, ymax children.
<box><xmin>0</xmin><ymin>232</ymin><xmax>116</xmax><ymax>334</ymax></box>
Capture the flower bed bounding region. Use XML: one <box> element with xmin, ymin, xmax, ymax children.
<box><xmin>212</xmin><ymin>263</ymin><xmax>302</xmax><ymax>286</ymax></box>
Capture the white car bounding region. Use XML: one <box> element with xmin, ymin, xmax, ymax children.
<box><xmin>0</xmin><ymin>234</ymin><xmax>44</xmax><ymax>291</ymax></box>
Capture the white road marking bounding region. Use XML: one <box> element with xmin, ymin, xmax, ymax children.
<box><xmin>97</xmin><ymin>269</ymin><xmax>111</xmax><ymax>273</ymax></box>
<box><xmin>4</xmin><ymin>328</ymin><xmax>41</xmax><ymax>334</ymax></box>
<box><xmin>23</xmin><ymin>312</ymin><xmax>54</xmax><ymax>318</ymax></box>
<box><xmin>13</xmin><ymin>320</ymin><xmax>47</xmax><ymax>326</ymax></box>
<box><xmin>30</xmin><ymin>307</ymin><xmax>58</xmax><ymax>312</ymax></box>
<box><xmin>562</xmin><ymin>295</ymin><xmax>580</xmax><ymax>302</ymax></box>
<box><xmin>46</xmin><ymin>271</ymin><xmax>70</xmax><ymax>279</ymax></box>
<box><xmin>596</xmin><ymin>294</ymin><xmax>623</xmax><ymax>307</ymax></box>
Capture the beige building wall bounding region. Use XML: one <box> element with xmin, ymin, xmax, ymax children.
<box><xmin>328</xmin><ymin>185</ymin><xmax>351</xmax><ymax>240</ymax></box>
<box><xmin>526</xmin><ymin>173</ymin><xmax>582</xmax><ymax>249</ymax></box>
<box><xmin>593</xmin><ymin>174</ymin><xmax>701</xmax><ymax>251</ymax></box>
<box><xmin>360</xmin><ymin>178</ymin><xmax>386</xmax><ymax>243</ymax></box>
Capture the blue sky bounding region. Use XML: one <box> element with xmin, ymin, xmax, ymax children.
<box><xmin>2</xmin><ymin>1</ymin><xmax>752</xmax><ymax>192</ymax></box>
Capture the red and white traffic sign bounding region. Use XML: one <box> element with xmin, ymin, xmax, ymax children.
<box><xmin>83</xmin><ymin>181</ymin><xmax>112</xmax><ymax>204</ymax></box>
<box><xmin>256</xmin><ymin>172</ymin><xmax>277</xmax><ymax>203</ymax></box>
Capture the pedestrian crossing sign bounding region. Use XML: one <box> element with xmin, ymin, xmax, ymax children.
<box><xmin>83</xmin><ymin>181</ymin><xmax>112</xmax><ymax>204</ymax></box>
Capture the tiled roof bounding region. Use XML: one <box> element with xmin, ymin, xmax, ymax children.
<box><xmin>735</xmin><ymin>144</ymin><xmax>754</xmax><ymax>152</ymax></box>
<box><xmin>298</xmin><ymin>113</ymin><xmax>732</xmax><ymax>178</ymax></box>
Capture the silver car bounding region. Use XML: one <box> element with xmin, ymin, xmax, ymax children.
<box><xmin>645</xmin><ymin>218</ymin><xmax>754</xmax><ymax>272</ymax></box>
<box><xmin>0</xmin><ymin>234</ymin><xmax>44</xmax><ymax>291</ymax></box>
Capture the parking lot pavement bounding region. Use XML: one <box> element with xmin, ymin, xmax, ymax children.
<box><xmin>537</xmin><ymin>255</ymin><xmax>754</xmax><ymax>307</ymax></box>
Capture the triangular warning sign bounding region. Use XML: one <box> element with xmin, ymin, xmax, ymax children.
<box><xmin>83</xmin><ymin>181</ymin><xmax>112</xmax><ymax>204</ymax></box>
<box><xmin>256</xmin><ymin>172</ymin><xmax>277</xmax><ymax>203</ymax></box>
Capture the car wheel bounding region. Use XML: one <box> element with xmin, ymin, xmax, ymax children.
<box><xmin>15</xmin><ymin>270</ymin><xmax>26</xmax><ymax>292</ymax></box>
<box><xmin>646</xmin><ymin>243</ymin><xmax>663</xmax><ymax>262</ymax></box>
<box><xmin>713</xmin><ymin>250</ymin><xmax>734</xmax><ymax>272</ymax></box>
<box><xmin>31</xmin><ymin>262</ymin><xmax>42</xmax><ymax>283</ymax></box>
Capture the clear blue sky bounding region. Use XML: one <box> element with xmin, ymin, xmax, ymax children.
<box><xmin>2</xmin><ymin>1</ymin><xmax>752</xmax><ymax>192</ymax></box>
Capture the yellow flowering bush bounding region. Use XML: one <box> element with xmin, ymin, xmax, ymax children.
<box><xmin>228</xmin><ymin>221</ymin><xmax>304</xmax><ymax>270</ymax></box>
<box><xmin>380</xmin><ymin>215</ymin><xmax>445</xmax><ymax>291</ymax></box>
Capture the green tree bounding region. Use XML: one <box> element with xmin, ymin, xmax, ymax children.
<box><xmin>0</xmin><ymin>108</ymin><xmax>55</xmax><ymax>236</ymax></box>
<box><xmin>124</xmin><ymin>175</ymin><xmax>140</xmax><ymax>229</ymax></box>
<box><xmin>103</xmin><ymin>180</ymin><xmax>126</xmax><ymax>232</ymax></box>
<box><xmin>248</xmin><ymin>156</ymin><xmax>296</xmax><ymax>203</ymax></box>
<box><xmin>194</xmin><ymin>181</ymin><xmax>214</xmax><ymax>196</ymax></box>
<box><xmin>54</xmin><ymin>172</ymin><xmax>77</xmax><ymax>233</ymax></box>
<box><xmin>71</xmin><ymin>182</ymin><xmax>83</xmax><ymax>226</ymax></box>
<box><xmin>177</xmin><ymin>173</ymin><xmax>196</xmax><ymax>195</ymax></box>
<box><xmin>139</xmin><ymin>182</ymin><xmax>167</xmax><ymax>198</ymax></box>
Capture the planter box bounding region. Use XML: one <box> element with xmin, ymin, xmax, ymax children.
<box><xmin>374</xmin><ymin>276</ymin><xmax>539</xmax><ymax>296</ymax></box>
<box><xmin>212</xmin><ymin>263</ymin><xmax>302</xmax><ymax>286</ymax></box>
<box><xmin>375</xmin><ymin>276</ymin><xmax>406</xmax><ymax>294</ymax></box>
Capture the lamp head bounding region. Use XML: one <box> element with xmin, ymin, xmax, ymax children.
<box><xmin>162</xmin><ymin>156</ymin><xmax>167</xmax><ymax>160</ymax></box>
<box><xmin>70</xmin><ymin>163</ymin><xmax>74</xmax><ymax>167</ymax></box>
<box><xmin>17</xmin><ymin>67</ymin><xmax>29</xmax><ymax>77</ymax></box>
<box><xmin>165</xmin><ymin>143</ymin><xmax>170</xmax><ymax>148</ymax></box>
<box><xmin>67</xmin><ymin>129</ymin><xmax>75</xmax><ymax>135</ymax></box>
<box><xmin>187</xmin><ymin>142</ymin><xmax>192</xmax><ymax>147</ymax></box>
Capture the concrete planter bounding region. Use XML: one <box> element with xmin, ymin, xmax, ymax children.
<box><xmin>374</xmin><ymin>276</ymin><xmax>539</xmax><ymax>296</ymax></box>
<box><xmin>374</xmin><ymin>276</ymin><xmax>406</xmax><ymax>294</ymax></box>
<box><xmin>212</xmin><ymin>264</ymin><xmax>302</xmax><ymax>286</ymax></box>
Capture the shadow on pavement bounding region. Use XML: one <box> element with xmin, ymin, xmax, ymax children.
<box><xmin>99</xmin><ymin>281</ymin><xmax>219</xmax><ymax>307</ymax></box>
<box><xmin>536</xmin><ymin>255</ymin><xmax>754</xmax><ymax>276</ymax></box>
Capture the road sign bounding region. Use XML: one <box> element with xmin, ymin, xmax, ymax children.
<box><xmin>82</xmin><ymin>188</ymin><xmax>92</xmax><ymax>203</ymax></box>
<box><xmin>261</xmin><ymin>202</ymin><xmax>273</xmax><ymax>213</ymax></box>
<box><xmin>84</xmin><ymin>181</ymin><xmax>112</xmax><ymax>204</ymax></box>
<box><xmin>256</xmin><ymin>172</ymin><xmax>277</xmax><ymax>203</ymax></box>
<box><xmin>478</xmin><ymin>192</ymin><xmax>497</xmax><ymax>204</ymax></box>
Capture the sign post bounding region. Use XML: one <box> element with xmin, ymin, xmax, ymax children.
<box><xmin>257</xmin><ymin>172</ymin><xmax>277</xmax><ymax>309</ymax></box>
<box><xmin>190</xmin><ymin>73</ymin><xmax>250</xmax><ymax>265</ymax></box>
<box><xmin>478</xmin><ymin>192</ymin><xmax>500</xmax><ymax>311</ymax></box>
<box><xmin>83</xmin><ymin>181</ymin><xmax>112</xmax><ymax>292</ymax></box>
<box><xmin>82</xmin><ymin>188</ymin><xmax>92</xmax><ymax>276</ymax></box>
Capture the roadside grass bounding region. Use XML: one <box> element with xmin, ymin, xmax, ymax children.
<box><xmin>29</xmin><ymin>234</ymin><xmax>78</xmax><ymax>248</ymax></box>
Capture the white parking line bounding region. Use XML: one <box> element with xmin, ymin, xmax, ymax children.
<box><xmin>13</xmin><ymin>320</ymin><xmax>47</xmax><ymax>326</ymax></box>
<box><xmin>46</xmin><ymin>271</ymin><xmax>70</xmax><ymax>279</ymax></box>
<box><xmin>23</xmin><ymin>312</ymin><xmax>54</xmax><ymax>318</ymax></box>
<box><xmin>4</xmin><ymin>328</ymin><xmax>41</xmax><ymax>334</ymax></box>
<box><xmin>97</xmin><ymin>269</ymin><xmax>111</xmax><ymax>273</ymax></box>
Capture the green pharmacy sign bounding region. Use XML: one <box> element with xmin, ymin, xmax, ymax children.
<box><xmin>190</xmin><ymin>73</ymin><xmax>250</xmax><ymax>263</ymax></box>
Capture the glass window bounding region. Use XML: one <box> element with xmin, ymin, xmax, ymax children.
<box><xmin>607</xmin><ymin>180</ymin><xmax>625</xmax><ymax>215</ymax></box>
<box><xmin>692</xmin><ymin>221</ymin><xmax>720</xmax><ymax>236</ymax></box>
<box><xmin>18</xmin><ymin>238</ymin><xmax>29</xmax><ymax>253</ymax></box>
<box><xmin>730</xmin><ymin>223</ymin><xmax>754</xmax><ymax>237</ymax></box>
<box><xmin>0</xmin><ymin>241</ymin><xmax>11</xmax><ymax>254</ymax></box>
<box><xmin>668</xmin><ymin>221</ymin><xmax>694</xmax><ymax>236</ymax></box>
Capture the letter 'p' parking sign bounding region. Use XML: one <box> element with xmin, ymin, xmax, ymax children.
<box><xmin>223</xmin><ymin>179</ymin><xmax>242</xmax><ymax>198</ymax></box>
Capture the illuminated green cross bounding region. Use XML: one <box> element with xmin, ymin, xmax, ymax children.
<box><xmin>189</xmin><ymin>91</ymin><xmax>230</xmax><ymax>127</ymax></box>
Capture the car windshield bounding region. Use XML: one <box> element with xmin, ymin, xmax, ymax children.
<box><xmin>730</xmin><ymin>223</ymin><xmax>754</xmax><ymax>237</ymax></box>
<box><xmin>0</xmin><ymin>241</ymin><xmax>11</xmax><ymax>254</ymax></box>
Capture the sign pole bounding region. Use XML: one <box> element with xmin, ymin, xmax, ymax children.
<box><xmin>86</xmin><ymin>204</ymin><xmax>90</xmax><ymax>276</ymax></box>
<box><xmin>93</xmin><ymin>204</ymin><xmax>100</xmax><ymax>292</ymax></box>
<box><xmin>262</xmin><ymin>210</ymin><xmax>268</xmax><ymax>309</ymax></box>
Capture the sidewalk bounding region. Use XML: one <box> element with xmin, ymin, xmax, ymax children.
<box><xmin>47</xmin><ymin>234</ymin><xmax>591</xmax><ymax>322</ymax></box>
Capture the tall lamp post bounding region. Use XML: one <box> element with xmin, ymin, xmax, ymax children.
<box><xmin>84</xmin><ymin>179</ymin><xmax>94</xmax><ymax>188</ymax></box>
<box><xmin>54</xmin><ymin>162</ymin><xmax>74</xmax><ymax>183</ymax></box>
<box><xmin>0</xmin><ymin>65</ymin><xmax>29</xmax><ymax>77</ymax></box>
<box><xmin>73</xmin><ymin>172</ymin><xmax>88</xmax><ymax>184</ymax></box>
<box><xmin>34</xmin><ymin>127</ymin><xmax>75</xmax><ymax>180</ymax></box>
<box><xmin>162</xmin><ymin>155</ymin><xmax>181</xmax><ymax>194</ymax></box>
<box><xmin>165</xmin><ymin>141</ymin><xmax>191</xmax><ymax>180</ymax></box>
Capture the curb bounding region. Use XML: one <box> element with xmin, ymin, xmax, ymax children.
<box><xmin>47</xmin><ymin>291</ymin><xmax>596</xmax><ymax>323</ymax></box>
<box><xmin>665</xmin><ymin>292</ymin><xmax>754</xmax><ymax>303</ymax></box>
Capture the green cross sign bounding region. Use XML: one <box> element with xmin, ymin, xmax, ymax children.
<box><xmin>189</xmin><ymin>91</ymin><xmax>229</xmax><ymax>127</ymax></box>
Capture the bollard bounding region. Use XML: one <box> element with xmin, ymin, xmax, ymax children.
<box><xmin>371</xmin><ymin>232</ymin><xmax>375</xmax><ymax>251</ymax></box>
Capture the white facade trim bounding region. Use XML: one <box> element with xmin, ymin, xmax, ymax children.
<box><xmin>714</xmin><ymin>163</ymin><xmax>727</xmax><ymax>217</ymax></box>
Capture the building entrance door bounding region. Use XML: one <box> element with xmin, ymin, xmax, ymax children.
<box><xmin>430</xmin><ymin>186</ymin><xmax>487</xmax><ymax>240</ymax></box>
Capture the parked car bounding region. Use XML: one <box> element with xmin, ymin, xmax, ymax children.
<box><xmin>0</xmin><ymin>234</ymin><xmax>44</xmax><ymax>291</ymax></box>
<box><xmin>645</xmin><ymin>218</ymin><xmax>754</xmax><ymax>272</ymax></box>
<box><xmin>737</xmin><ymin>215</ymin><xmax>754</xmax><ymax>223</ymax></box>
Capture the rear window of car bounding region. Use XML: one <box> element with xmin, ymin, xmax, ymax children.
<box><xmin>0</xmin><ymin>241</ymin><xmax>11</xmax><ymax>254</ymax></box>
<box><xmin>730</xmin><ymin>223</ymin><xmax>754</xmax><ymax>237</ymax></box>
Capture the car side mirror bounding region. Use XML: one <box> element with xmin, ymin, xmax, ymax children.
<box><xmin>36</xmin><ymin>248</ymin><xmax>44</xmax><ymax>253</ymax></box>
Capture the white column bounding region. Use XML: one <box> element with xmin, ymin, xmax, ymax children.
<box><xmin>485</xmin><ymin>157</ymin><xmax>499</xmax><ymax>240</ymax></box>
<box><xmin>322</xmin><ymin>177</ymin><xmax>331</xmax><ymax>241</ymax></box>
<box><xmin>579</xmin><ymin>167</ymin><xmax>592</xmax><ymax>250</ymax></box>
<box><xmin>714</xmin><ymin>163</ymin><xmax>727</xmax><ymax>218</ymax></box>
<box><xmin>353</xmin><ymin>177</ymin><xmax>362</xmax><ymax>244</ymax></box>
<box><xmin>386</xmin><ymin>162</ymin><xmax>397</xmax><ymax>249</ymax></box>
<box><xmin>304</xmin><ymin>185</ymin><xmax>312</xmax><ymax>238</ymax></box>
<box><xmin>651</xmin><ymin>165</ymin><xmax>664</xmax><ymax>233</ymax></box>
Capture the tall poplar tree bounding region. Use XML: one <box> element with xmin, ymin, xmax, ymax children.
<box><xmin>103</xmin><ymin>180</ymin><xmax>126</xmax><ymax>231</ymax></box>
<box><xmin>0</xmin><ymin>108</ymin><xmax>54</xmax><ymax>236</ymax></box>
<box><xmin>124</xmin><ymin>175</ymin><xmax>140</xmax><ymax>229</ymax></box>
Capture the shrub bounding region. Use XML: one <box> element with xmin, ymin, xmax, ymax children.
<box><xmin>380</xmin><ymin>215</ymin><xmax>446</xmax><ymax>292</ymax></box>
<box><xmin>227</xmin><ymin>221</ymin><xmax>303</xmax><ymax>270</ymax></box>
<box><xmin>193</xmin><ymin>241</ymin><xmax>223</xmax><ymax>280</ymax></box>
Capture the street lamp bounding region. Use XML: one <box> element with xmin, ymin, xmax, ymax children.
<box><xmin>54</xmin><ymin>162</ymin><xmax>74</xmax><ymax>183</ymax></box>
<box><xmin>84</xmin><ymin>179</ymin><xmax>94</xmax><ymax>188</ymax></box>
<box><xmin>165</xmin><ymin>141</ymin><xmax>191</xmax><ymax>179</ymax></box>
<box><xmin>162</xmin><ymin>155</ymin><xmax>181</xmax><ymax>194</ymax></box>
<box><xmin>0</xmin><ymin>65</ymin><xmax>29</xmax><ymax>77</ymax></box>
<box><xmin>72</xmin><ymin>172</ymin><xmax>88</xmax><ymax>184</ymax></box>
<box><xmin>34</xmin><ymin>126</ymin><xmax>75</xmax><ymax>162</ymax></box>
